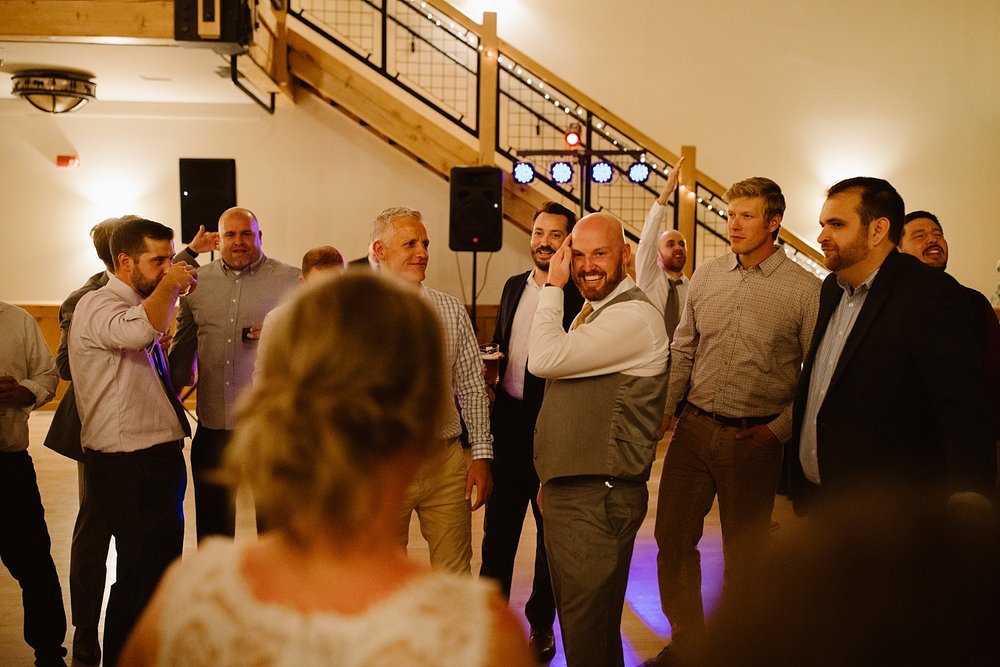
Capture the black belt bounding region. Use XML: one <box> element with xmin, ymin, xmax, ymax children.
<box><xmin>84</xmin><ymin>440</ymin><xmax>182</xmax><ymax>458</ymax></box>
<box><xmin>685</xmin><ymin>404</ymin><xmax>777</xmax><ymax>430</ymax></box>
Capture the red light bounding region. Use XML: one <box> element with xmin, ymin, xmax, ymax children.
<box><xmin>564</xmin><ymin>129</ymin><xmax>581</xmax><ymax>147</ymax></box>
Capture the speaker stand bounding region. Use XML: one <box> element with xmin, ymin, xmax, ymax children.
<box><xmin>470</xmin><ymin>251</ymin><xmax>479</xmax><ymax>334</ymax></box>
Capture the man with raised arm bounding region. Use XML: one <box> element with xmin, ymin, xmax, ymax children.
<box><xmin>46</xmin><ymin>217</ymin><xmax>216</xmax><ymax>665</ymax></box>
<box><xmin>69</xmin><ymin>218</ymin><xmax>197</xmax><ymax>667</ymax></box>
<box><xmin>636</xmin><ymin>157</ymin><xmax>689</xmax><ymax>340</ymax></box>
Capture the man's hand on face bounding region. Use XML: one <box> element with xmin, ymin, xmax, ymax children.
<box><xmin>546</xmin><ymin>237</ymin><xmax>573</xmax><ymax>288</ymax></box>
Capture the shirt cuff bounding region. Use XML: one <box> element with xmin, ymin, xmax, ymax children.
<box><xmin>19</xmin><ymin>379</ymin><xmax>54</xmax><ymax>408</ymax></box>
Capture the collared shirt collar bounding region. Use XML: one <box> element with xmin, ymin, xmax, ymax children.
<box><xmin>524</xmin><ymin>269</ymin><xmax>547</xmax><ymax>290</ymax></box>
<box><xmin>725</xmin><ymin>245</ymin><xmax>787</xmax><ymax>276</ymax></box>
<box><xmin>107</xmin><ymin>273</ymin><xmax>144</xmax><ymax>306</ymax></box>
<box><xmin>221</xmin><ymin>253</ymin><xmax>267</xmax><ymax>276</ymax></box>
<box><xmin>837</xmin><ymin>267</ymin><xmax>880</xmax><ymax>297</ymax></box>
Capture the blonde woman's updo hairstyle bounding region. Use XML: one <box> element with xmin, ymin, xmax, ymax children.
<box><xmin>224</xmin><ymin>272</ymin><xmax>449</xmax><ymax>540</ymax></box>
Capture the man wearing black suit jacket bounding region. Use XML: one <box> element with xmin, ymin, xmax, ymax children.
<box><xmin>480</xmin><ymin>201</ymin><xmax>583</xmax><ymax>662</ymax></box>
<box><xmin>897</xmin><ymin>210</ymin><xmax>1000</xmax><ymax>441</ymax></box>
<box><xmin>791</xmin><ymin>177</ymin><xmax>994</xmax><ymax>510</ymax></box>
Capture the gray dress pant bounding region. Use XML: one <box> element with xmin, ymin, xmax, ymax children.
<box><xmin>542</xmin><ymin>476</ymin><xmax>647</xmax><ymax>667</ymax></box>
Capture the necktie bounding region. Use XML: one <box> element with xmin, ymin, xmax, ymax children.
<box><xmin>664</xmin><ymin>278</ymin><xmax>682</xmax><ymax>342</ymax></box>
<box><xmin>571</xmin><ymin>303</ymin><xmax>594</xmax><ymax>330</ymax></box>
<box><xmin>149</xmin><ymin>342</ymin><xmax>192</xmax><ymax>437</ymax></box>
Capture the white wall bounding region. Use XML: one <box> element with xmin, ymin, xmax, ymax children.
<box><xmin>3</xmin><ymin>0</ymin><xmax>998</xmax><ymax>304</ymax></box>
<box><xmin>0</xmin><ymin>94</ymin><xmax>532</xmax><ymax>305</ymax></box>
<box><xmin>454</xmin><ymin>0</ymin><xmax>1000</xmax><ymax>299</ymax></box>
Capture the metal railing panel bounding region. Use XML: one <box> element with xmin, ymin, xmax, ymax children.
<box><xmin>287</xmin><ymin>0</ymin><xmax>826</xmax><ymax>276</ymax></box>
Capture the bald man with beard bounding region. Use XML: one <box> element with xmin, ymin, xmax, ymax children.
<box><xmin>169</xmin><ymin>207</ymin><xmax>300</xmax><ymax>541</ymax></box>
<box><xmin>528</xmin><ymin>213</ymin><xmax>669</xmax><ymax>667</ymax></box>
<box><xmin>637</xmin><ymin>158</ymin><xmax>689</xmax><ymax>342</ymax></box>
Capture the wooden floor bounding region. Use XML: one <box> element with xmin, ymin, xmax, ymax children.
<box><xmin>1</xmin><ymin>412</ymin><xmax>800</xmax><ymax>666</ymax></box>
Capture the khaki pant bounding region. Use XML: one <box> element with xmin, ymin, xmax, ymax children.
<box><xmin>398</xmin><ymin>438</ymin><xmax>472</xmax><ymax>573</ymax></box>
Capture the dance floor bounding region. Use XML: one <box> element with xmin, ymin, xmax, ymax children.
<box><xmin>0</xmin><ymin>411</ymin><xmax>800</xmax><ymax>665</ymax></box>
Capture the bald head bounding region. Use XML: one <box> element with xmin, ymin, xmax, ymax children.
<box><xmin>219</xmin><ymin>207</ymin><xmax>263</xmax><ymax>269</ymax></box>
<box><xmin>301</xmin><ymin>245</ymin><xmax>346</xmax><ymax>281</ymax></box>
<box><xmin>570</xmin><ymin>213</ymin><xmax>631</xmax><ymax>301</ymax></box>
<box><xmin>657</xmin><ymin>229</ymin><xmax>687</xmax><ymax>276</ymax></box>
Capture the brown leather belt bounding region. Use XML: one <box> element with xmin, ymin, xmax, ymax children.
<box><xmin>685</xmin><ymin>403</ymin><xmax>777</xmax><ymax>430</ymax></box>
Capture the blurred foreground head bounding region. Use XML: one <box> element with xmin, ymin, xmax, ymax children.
<box><xmin>698</xmin><ymin>484</ymin><xmax>1000</xmax><ymax>667</ymax></box>
<box><xmin>226</xmin><ymin>272</ymin><xmax>449</xmax><ymax>541</ymax></box>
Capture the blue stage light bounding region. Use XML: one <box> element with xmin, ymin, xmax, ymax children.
<box><xmin>627</xmin><ymin>162</ymin><xmax>650</xmax><ymax>184</ymax></box>
<box><xmin>513</xmin><ymin>161</ymin><xmax>536</xmax><ymax>184</ymax></box>
<box><xmin>551</xmin><ymin>161</ymin><xmax>574</xmax><ymax>184</ymax></box>
<box><xmin>591</xmin><ymin>161</ymin><xmax>613</xmax><ymax>184</ymax></box>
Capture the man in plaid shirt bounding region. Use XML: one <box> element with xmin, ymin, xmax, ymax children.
<box><xmin>370</xmin><ymin>207</ymin><xmax>493</xmax><ymax>573</ymax></box>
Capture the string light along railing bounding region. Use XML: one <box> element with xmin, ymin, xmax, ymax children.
<box><xmin>291</xmin><ymin>1</ymin><xmax>825</xmax><ymax>274</ymax></box>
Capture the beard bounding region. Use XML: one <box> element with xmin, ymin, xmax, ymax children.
<box><xmin>823</xmin><ymin>230</ymin><xmax>869</xmax><ymax>273</ymax></box>
<box><xmin>532</xmin><ymin>245</ymin><xmax>556</xmax><ymax>271</ymax></box>
<box><xmin>661</xmin><ymin>252</ymin><xmax>686</xmax><ymax>273</ymax></box>
<box><xmin>131</xmin><ymin>269</ymin><xmax>159</xmax><ymax>297</ymax></box>
<box><xmin>573</xmin><ymin>260</ymin><xmax>626</xmax><ymax>301</ymax></box>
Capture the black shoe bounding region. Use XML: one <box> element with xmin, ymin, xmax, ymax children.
<box><xmin>33</xmin><ymin>651</ymin><xmax>68</xmax><ymax>667</ymax></box>
<box><xmin>528</xmin><ymin>627</ymin><xmax>556</xmax><ymax>662</ymax></box>
<box><xmin>638</xmin><ymin>645</ymin><xmax>679</xmax><ymax>667</ymax></box>
<box><xmin>72</xmin><ymin>627</ymin><xmax>101</xmax><ymax>665</ymax></box>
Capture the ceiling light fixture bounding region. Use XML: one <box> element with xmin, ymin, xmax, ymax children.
<box><xmin>11</xmin><ymin>69</ymin><xmax>96</xmax><ymax>114</ymax></box>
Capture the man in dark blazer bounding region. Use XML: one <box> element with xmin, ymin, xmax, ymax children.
<box><xmin>897</xmin><ymin>210</ymin><xmax>1000</xmax><ymax>441</ymax></box>
<box><xmin>480</xmin><ymin>201</ymin><xmax>583</xmax><ymax>662</ymax></box>
<box><xmin>791</xmin><ymin>177</ymin><xmax>994</xmax><ymax>510</ymax></box>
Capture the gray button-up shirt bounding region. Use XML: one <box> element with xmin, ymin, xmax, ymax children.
<box><xmin>169</xmin><ymin>254</ymin><xmax>300</xmax><ymax>430</ymax></box>
<box><xmin>798</xmin><ymin>269</ymin><xmax>879</xmax><ymax>484</ymax></box>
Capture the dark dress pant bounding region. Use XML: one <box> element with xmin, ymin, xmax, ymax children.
<box><xmin>70</xmin><ymin>460</ymin><xmax>111</xmax><ymax>630</ymax></box>
<box><xmin>0</xmin><ymin>451</ymin><xmax>68</xmax><ymax>665</ymax></box>
<box><xmin>480</xmin><ymin>391</ymin><xmax>556</xmax><ymax>630</ymax></box>
<box><xmin>191</xmin><ymin>425</ymin><xmax>236</xmax><ymax>541</ymax></box>
<box><xmin>86</xmin><ymin>441</ymin><xmax>186</xmax><ymax>667</ymax></box>
<box><xmin>542</xmin><ymin>476</ymin><xmax>647</xmax><ymax>667</ymax></box>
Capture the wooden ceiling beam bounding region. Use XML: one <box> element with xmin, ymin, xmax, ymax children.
<box><xmin>0</xmin><ymin>1</ymin><xmax>174</xmax><ymax>41</ymax></box>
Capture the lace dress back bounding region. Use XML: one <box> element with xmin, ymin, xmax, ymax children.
<box><xmin>156</xmin><ymin>539</ymin><xmax>495</xmax><ymax>666</ymax></box>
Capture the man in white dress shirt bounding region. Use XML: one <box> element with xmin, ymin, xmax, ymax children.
<box><xmin>636</xmin><ymin>157</ymin><xmax>689</xmax><ymax>340</ymax></box>
<box><xmin>0</xmin><ymin>301</ymin><xmax>65</xmax><ymax>666</ymax></box>
<box><xmin>69</xmin><ymin>217</ymin><xmax>197</xmax><ymax>667</ymax></box>
<box><xmin>529</xmin><ymin>212</ymin><xmax>669</xmax><ymax>667</ymax></box>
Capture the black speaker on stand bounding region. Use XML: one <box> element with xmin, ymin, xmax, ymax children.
<box><xmin>179</xmin><ymin>158</ymin><xmax>237</xmax><ymax>245</ymax></box>
<box><xmin>449</xmin><ymin>166</ymin><xmax>503</xmax><ymax>331</ymax></box>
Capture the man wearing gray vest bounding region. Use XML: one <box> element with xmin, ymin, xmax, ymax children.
<box><xmin>528</xmin><ymin>212</ymin><xmax>669</xmax><ymax>667</ymax></box>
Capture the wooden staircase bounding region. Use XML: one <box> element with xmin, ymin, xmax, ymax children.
<box><xmin>0</xmin><ymin>0</ymin><xmax>825</xmax><ymax>272</ymax></box>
